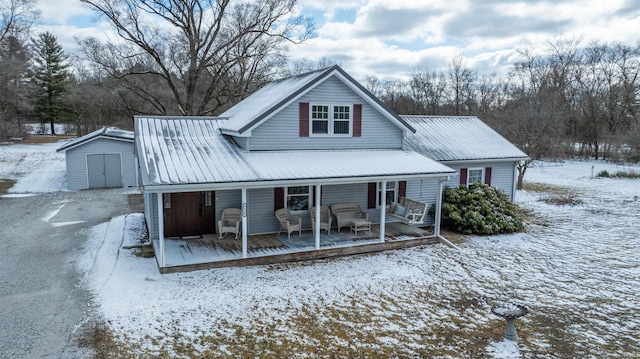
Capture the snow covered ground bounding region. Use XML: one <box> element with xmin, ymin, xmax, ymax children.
<box><xmin>2</xmin><ymin>143</ymin><xmax>638</xmax><ymax>357</ymax></box>
<box><xmin>0</xmin><ymin>142</ymin><xmax>67</xmax><ymax>193</ymax></box>
<box><xmin>80</xmin><ymin>160</ymin><xmax>640</xmax><ymax>358</ymax></box>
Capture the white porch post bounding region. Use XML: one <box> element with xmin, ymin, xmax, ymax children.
<box><xmin>241</xmin><ymin>188</ymin><xmax>248</xmax><ymax>258</ymax></box>
<box><xmin>157</xmin><ymin>192</ymin><xmax>165</xmax><ymax>268</ymax></box>
<box><xmin>379</xmin><ymin>180</ymin><xmax>386</xmax><ymax>243</ymax></box>
<box><xmin>315</xmin><ymin>184</ymin><xmax>321</xmax><ymax>250</ymax></box>
<box><xmin>434</xmin><ymin>178</ymin><xmax>445</xmax><ymax>237</ymax></box>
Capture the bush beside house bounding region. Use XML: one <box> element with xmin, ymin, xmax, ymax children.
<box><xmin>435</xmin><ymin>183</ymin><xmax>524</xmax><ymax>235</ymax></box>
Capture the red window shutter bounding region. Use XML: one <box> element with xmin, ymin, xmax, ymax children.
<box><xmin>460</xmin><ymin>168</ymin><xmax>468</xmax><ymax>186</ymax></box>
<box><xmin>274</xmin><ymin>187</ymin><xmax>284</xmax><ymax>211</ymax></box>
<box><xmin>367</xmin><ymin>182</ymin><xmax>377</xmax><ymax>209</ymax></box>
<box><xmin>353</xmin><ymin>104</ymin><xmax>362</xmax><ymax>137</ymax></box>
<box><xmin>398</xmin><ymin>181</ymin><xmax>407</xmax><ymax>198</ymax></box>
<box><xmin>299</xmin><ymin>102</ymin><xmax>309</xmax><ymax>137</ymax></box>
<box><xmin>484</xmin><ymin>167</ymin><xmax>492</xmax><ymax>185</ymax></box>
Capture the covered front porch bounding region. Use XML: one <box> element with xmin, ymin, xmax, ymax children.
<box><xmin>153</xmin><ymin>222</ymin><xmax>440</xmax><ymax>273</ymax></box>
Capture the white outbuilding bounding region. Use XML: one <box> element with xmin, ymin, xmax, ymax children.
<box><xmin>56</xmin><ymin>127</ymin><xmax>136</xmax><ymax>190</ymax></box>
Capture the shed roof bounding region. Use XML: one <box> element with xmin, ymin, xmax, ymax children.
<box><xmin>402</xmin><ymin>116</ymin><xmax>528</xmax><ymax>162</ymax></box>
<box><xmin>219</xmin><ymin>65</ymin><xmax>415</xmax><ymax>137</ymax></box>
<box><xmin>56</xmin><ymin>127</ymin><xmax>134</xmax><ymax>152</ymax></box>
<box><xmin>135</xmin><ymin>116</ymin><xmax>454</xmax><ymax>192</ymax></box>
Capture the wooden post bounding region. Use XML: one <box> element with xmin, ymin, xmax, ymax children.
<box><xmin>315</xmin><ymin>184</ymin><xmax>321</xmax><ymax>249</ymax></box>
<box><xmin>241</xmin><ymin>188</ymin><xmax>248</xmax><ymax>258</ymax></box>
<box><xmin>157</xmin><ymin>192</ymin><xmax>165</xmax><ymax>268</ymax></box>
<box><xmin>379</xmin><ymin>180</ymin><xmax>386</xmax><ymax>242</ymax></box>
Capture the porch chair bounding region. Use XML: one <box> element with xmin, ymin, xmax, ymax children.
<box><xmin>275</xmin><ymin>208</ymin><xmax>302</xmax><ymax>239</ymax></box>
<box><xmin>309</xmin><ymin>206</ymin><xmax>332</xmax><ymax>235</ymax></box>
<box><xmin>218</xmin><ymin>208</ymin><xmax>242</xmax><ymax>239</ymax></box>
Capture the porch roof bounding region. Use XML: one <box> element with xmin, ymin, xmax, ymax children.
<box><xmin>135</xmin><ymin>116</ymin><xmax>455</xmax><ymax>192</ymax></box>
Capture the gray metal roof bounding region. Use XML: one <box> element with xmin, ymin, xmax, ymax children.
<box><xmin>56</xmin><ymin>127</ymin><xmax>134</xmax><ymax>152</ymax></box>
<box><xmin>135</xmin><ymin>116</ymin><xmax>454</xmax><ymax>190</ymax></box>
<box><xmin>402</xmin><ymin>116</ymin><xmax>528</xmax><ymax>162</ymax></box>
<box><xmin>219</xmin><ymin>65</ymin><xmax>415</xmax><ymax>136</ymax></box>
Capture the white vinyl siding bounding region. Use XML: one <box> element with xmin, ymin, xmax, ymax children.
<box><xmin>445</xmin><ymin>162</ymin><xmax>518</xmax><ymax>201</ymax></box>
<box><xmin>248</xmin><ymin>77</ymin><xmax>403</xmax><ymax>150</ymax></box>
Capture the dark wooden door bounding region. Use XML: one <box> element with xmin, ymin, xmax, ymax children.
<box><xmin>164</xmin><ymin>192</ymin><xmax>202</xmax><ymax>237</ymax></box>
<box><xmin>174</xmin><ymin>192</ymin><xmax>202</xmax><ymax>236</ymax></box>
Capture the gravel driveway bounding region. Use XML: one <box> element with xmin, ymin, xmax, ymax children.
<box><xmin>0</xmin><ymin>189</ymin><xmax>133</xmax><ymax>358</ymax></box>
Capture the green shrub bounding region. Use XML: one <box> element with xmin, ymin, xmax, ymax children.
<box><xmin>597</xmin><ymin>170</ymin><xmax>610</xmax><ymax>178</ymax></box>
<box><xmin>432</xmin><ymin>183</ymin><xmax>524</xmax><ymax>235</ymax></box>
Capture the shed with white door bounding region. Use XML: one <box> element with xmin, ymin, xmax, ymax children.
<box><xmin>57</xmin><ymin>127</ymin><xmax>136</xmax><ymax>190</ymax></box>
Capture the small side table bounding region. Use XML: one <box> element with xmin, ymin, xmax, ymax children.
<box><xmin>350</xmin><ymin>219</ymin><xmax>371</xmax><ymax>236</ymax></box>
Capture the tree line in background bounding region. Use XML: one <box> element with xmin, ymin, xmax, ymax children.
<box><xmin>1</xmin><ymin>0</ymin><xmax>638</xmax><ymax>171</ymax></box>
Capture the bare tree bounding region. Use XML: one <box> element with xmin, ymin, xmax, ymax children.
<box><xmin>79</xmin><ymin>0</ymin><xmax>313</xmax><ymax>116</ymax></box>
<box><xmin>0</xmin><ymin>0</ymin><xmax>39</xmax><ymax>43</ymax></box>
<box><xmin>506</xmin><ymin>38</ymin><xmax>582</xmax><ymax>188</ymax></box>
<box><xmin>0</xmin><ymin>0</ymin><xmax>38</xmax><ymax>139</ymax></box>
<box><xmin>409</xmin><ymin>64</ymin><xmax>446</xmax><ymax>114</ymax></box>
<box><xmin>447</xmin><ymin>54</ymin><xmax>477</xmax><ymax>115</ymax></box>
<box><xmin>574</xmin><ymin>41</ymin><xmax>639</xmax><ymax>160</ymax></box>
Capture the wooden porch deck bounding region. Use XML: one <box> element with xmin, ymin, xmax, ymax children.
<box><xmin>153</xmin><ymin>222</ymin><xmax>438</xmax><ymax>273</ymax></box>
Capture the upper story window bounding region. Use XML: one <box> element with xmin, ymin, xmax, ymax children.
<box><xmin>467</xmin><ymin>168</ymin><xmax>484</xmax><ymax>185</ymax></box>
<box><xmin>310</xmin><ymin>103</ymin><xmax>352</xmax><ymax>136</ymax></box>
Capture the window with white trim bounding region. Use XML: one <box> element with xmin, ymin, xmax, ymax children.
<box><xmin>377</xmin><ymin>181</ymin><xmax>397</xmax><ymax>208</ymax></box>
<box><xmin>467</xmin><ymin>168</ymin><xmax>484</xmax><ymax>185</ymax></box>
<box><xmin>310</xmin><ymin>103</ymin><xmax>352</xmax><ymax>136</ymax></box>
<box><xmin>286</xmin><ymin>186</ymin><xmax>311</xmax><ymax>212</ymax></box>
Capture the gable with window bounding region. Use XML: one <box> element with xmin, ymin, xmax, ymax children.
<box><xmin>460</xmin><ymin>167</ymin><xmax>492</xmax><ymax>186</ymax></box>
<box><xmin>300</xmin><ymin>102</ymin><xmax>362</xmax><ymax>138</ymax></box>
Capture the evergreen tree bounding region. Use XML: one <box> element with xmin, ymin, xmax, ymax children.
<box><xmin>31</xmin><ymin>31</ymin><xmax>69</xmax><ymax>135</ymax></box>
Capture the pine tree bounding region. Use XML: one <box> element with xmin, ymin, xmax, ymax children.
<box><xmin>31</xmin><ymin>31</ymin><xmax>69</xmax><ymax>135</ymax></box>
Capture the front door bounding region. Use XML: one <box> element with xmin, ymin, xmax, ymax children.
<box><xmin>163</xmin><ymin>191</ymin><xmax>216</xmax><ymax>237</ymax></box>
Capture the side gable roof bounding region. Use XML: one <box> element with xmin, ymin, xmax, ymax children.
<box><xmin>56</xmin><ymin>127</ymin><xmax>134</xmax><ymax>152</ymax></box>
<box><xmin>402</xmin><ymin>116</ymin><xmax>528</xmax><ymax>162</ymax></box>
<box><xmin>219</xmin><ymin>65</ymin><xmax>415</xmax><ymax>136</ymax></box>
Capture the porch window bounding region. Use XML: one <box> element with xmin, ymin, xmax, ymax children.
<box><xmin>286</xmin><ymin>186</ymin><xmax>310</xmax><ymax>212</ymax></box>
<box><xmin>377</xmin><ymin>181</ymin><xmax>397</xmax><ymax>208</ymax></box>
<box><xmin>309</xmin><ymin>103</ymin><xmax>352</xmax><ymax>136</ymax></box>
<box><xmin>205</xmin><ymin>191</ymin><xmax>212</xmax><ymax>206</ymax></box>
<box><xmin>467</xmin><ymin>168</ymin><xmax>484</xmax><ymax>185</ymax></box>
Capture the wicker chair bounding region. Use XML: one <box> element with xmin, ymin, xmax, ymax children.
<box><xmin>217</xmin><ymin>208</ymin><xmax>242</xmax><ymax>239</ymax></box>
<box><xmin>309</xmin><ymin>206</ymin><xmax>332</xmax><ymax>235</ymax></box>
<box><xmin>275</xmin><ymin>208</ymin><xmax>302</xmax><ymax>239</ymax></box>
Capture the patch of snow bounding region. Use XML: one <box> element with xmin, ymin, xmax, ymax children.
<box><xmin>0</xmin><ymin>143</ymin><xmax>67</xmax><ymax>193</ymax></box>
<box><xmin>486</xmin><ymin>339</ymin><xmax>521</xmax><ymax>359</ymax></box>
<box><xmin>24</xmin><ymin>123</ymin><xmax>70</xmax><ymax>135</ymax></box>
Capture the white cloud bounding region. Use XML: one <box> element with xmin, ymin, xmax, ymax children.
<box><xmin>30</xmin><ymin>0</ymin><xmax>640</xmax><ymax>79</ymax></box>
<box><xmin>36</xmin><ymin>0</ymin><xmax>93</xmax><ymax>24</ymax></box>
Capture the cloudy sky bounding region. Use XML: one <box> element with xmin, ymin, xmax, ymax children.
<box><xmin>34</xmin><ymin>0</ymin><xmax>640</xmax><ymax>80</ymax></box>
